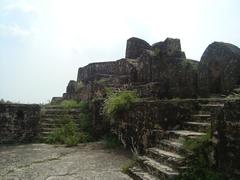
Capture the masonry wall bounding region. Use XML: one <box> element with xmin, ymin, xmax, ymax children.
<box><xmin>111</xmin><ymin>100</ymin><xmax>200</xmax><ymax>154</ymax></box>
<box><xmin>0</xmin><ymin>104</ymin><xmax>40</xmax><ymax>144</ymax></box>
<box><xmin>216</xmin><ymin>100</ymin><xmax>240</xmax><ymax>179</ymax></box>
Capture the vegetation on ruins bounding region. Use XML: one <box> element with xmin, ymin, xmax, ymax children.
<box><xmin>60</xmin><ymin>99</ymin><xmax>88</xmax><ymax>110</ymax></box>
<box><xmin>178</xmin><ymin>131</ymin><xmax>226</xmax><ymax>180</ymax></box>
<box><xmin>46</xmin><ymin>101</ymin><xmax>93</xmax><ymax>146</ymax></box>
<box><xmin>46</xmin><ymin>116</ymin><xmax>92</xmax><ymax>146</ymax></box>
<box><xmin>103</xmin><ymin>90</ymin><xmax>138</xmax><ymax>120</ymax></box>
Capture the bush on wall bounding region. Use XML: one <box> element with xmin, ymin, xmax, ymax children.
<box><xmin>103</xmin><ymin>91</ymin><xmax>138</xmax><ymax>120</ymax></box>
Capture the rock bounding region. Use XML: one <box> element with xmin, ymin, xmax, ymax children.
<box><xmin>152</xmin><ymin>38</ymin><xmax>186</xmax><ymax>58</ymax></box>
<box><xmin>125</xmin><ymin>37</ymin><xmax>152</xmax><ymax>59</ymax></box>
<box><xmin>66</xmin><ymin>80</ymin><xmax>77</xmax><ymax>94</ymax></box>
<box><xmin>51</xmin><ymin>97</ymin><xmax>63</xmax><ymax>104</ymax></box>
<box><xmin>198</xmin><ymin>42</ymin><xmax>240</xmax><ymax>96</ymax></box>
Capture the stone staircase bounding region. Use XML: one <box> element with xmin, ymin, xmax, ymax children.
<box><xmin>39</xmin><ymin>105</ymin><xmax>82</xmax><ymax>140</ymax></box>
<box><xmin>128</xmin><ymin>102</ymin><xmax>224</xmax><ymax>180</ymax></box>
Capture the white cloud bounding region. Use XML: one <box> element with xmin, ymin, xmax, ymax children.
<box><xmin>2</xmin><ymin>1</ymin><xmax>38</xmax><ymax>14</ymax></box>
<box><xmin>0</xmin><ymin>24</ymin><xmax>36</xmax><ymax>37</ymax></box>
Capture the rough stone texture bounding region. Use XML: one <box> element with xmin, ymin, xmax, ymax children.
<box><xmin>216</xmin><ymin>100</ymin><xmax>240</xmax><ymax>179</ymax></box>
<box><xmin>198</xmin><ymin>42</ymin><xmax>240</xmax><ymax>96</ymax></box>
<box><xmin>51</xmin><ymin>97</ymin><xmax>63</xmax><ymax>104</ymax></box>
<box><xmin>136</xmin><ymin>50</ymin><xmax>198</xmax><ymax>98</ymax></box>
<box><xmin>90</xmin><ymin>99</ymin><xmax>109</xmax><ymax>138</ymax></box>
<box><xmin>110</xmin><ymin>100</ymin><xmax>199</xmax><ymax>154</ymax></box>
<box><xmin>0</xmin><ymin>142</ymin><xmax>132</xmax><ymax>180</ymax></box>
<box><xmin>152</xmin><ymin>38</ymin><xmax>186</xmax><ymax>58</ymax></box>
<box><xmin>0</xmin><ymin>104</ymin><xmax>40</xmax><ymax>144</ymax></box>
<box><xmin>66</xmin><ymin>80</ymin><xmax>77</xmax><ymax>94</ymax></box>
<box><xmin>125</xmin><ymin>37</ymin><xmax>152</xmax><ymax>59</ymax></box>
<box><xmin>77</xmin><ymin>59</ymin><xmax>138</xmax><ymax>83</ymax></box>
<box><xmin>71</xmin><ymin>37</ymin><xmax>199</xmax><ymax>100</ymax></box>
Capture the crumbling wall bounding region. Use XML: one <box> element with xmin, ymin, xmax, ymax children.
<box><xmin>112</xmin><ymin>100</ymin><xmax>199</xmax><ymax>154</ymax></box>
<box><xmin>216</xmin><ymin>100</ymin><xmax>240</xmax><ymax>179</ymax></box>
<box><xmin>0</xmin><ymin>104</ymin><xmax>40</xmax><ymax>144</ymax></box>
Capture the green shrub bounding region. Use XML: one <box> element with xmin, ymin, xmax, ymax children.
<box><xmin>61</xmin><ymin>100</ymin><xmax>79</xmax><ymax>109</ymax></box>
<box><xmin>46</xmin><ymin>119</ymin><xmax>93</xmax><ymax>146</ymax></box>
<box><xmin>60</xmin><ymin>100</ymin><xmax>89</xmax><ymax>110</ymax></box>
<box><xmin>178</xmin><ymin>131</ymin><xmax>226</xmax><ymax>180</ymax></box>
<box><xmin>103</xmin><ymin>91</ymin><xmax>138</xmax><ymax>119</ymax></box>
<box><xmin>102</xmin><ymin>133</ymin><xmax>122</xmax><ymax>149</ymax></box>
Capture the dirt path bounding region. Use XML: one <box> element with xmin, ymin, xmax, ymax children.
<box><xmin>0</xmin><ymin>142</ymin><xmax>132</xmax><ymax>180</ymax></box>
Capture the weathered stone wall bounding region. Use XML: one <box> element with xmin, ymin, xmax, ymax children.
<box><xmin>136</xmin><ymin>50</ymin><xmax>199</xmax><ymax>98</ymax></box>
<box><xmin>215</xmin><ymin>100</ymin><xmax>240</xmax><ymax>179</ymax></box>
<box><xmin>90</xmin><ymin>99</ymin><xmax>109</xmax><ymax>138</ymax></box>
<box><xmin>111</xmin><ymin>100</ymin><xmax>199</xmax><ymax>154</ymax></box>
<box><xmin>0</xmin><ymin>104</ymin><xmax>40</xmax><ymax>144</ymax></box>
<box><xmin>125</xmin><ymin>37</ymin><xmax>152</xmax><ymax>59</ymax></box>
<box><xmin>77</xmin><ymin>59</ymin><xmax>138</xmax><ymax>83</ymax></box>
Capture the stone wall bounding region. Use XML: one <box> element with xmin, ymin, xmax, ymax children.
<box><xmin>0</xmin><ymin>104</ymin><xmax>40</xmax><ymax>144</ymax></box>
<box><xmin>215</xmin><ymin>100</ymin><xmax>240</xmax><ymax>179</ymax></box>
<box><xmin>111</xmin><ymin>100</ymin><xmax>199</xmax><ymax>154</ymax></box>
<box><xmin>125</xmin><ymin>37</ymin><xmax>152</xmax><ymax>59</ymax></box>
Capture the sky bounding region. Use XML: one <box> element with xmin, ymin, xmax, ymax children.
<box><xmin>0</xmin><ymin>0</ymin><xmax>240</xmax><ymax>104</ymax></box>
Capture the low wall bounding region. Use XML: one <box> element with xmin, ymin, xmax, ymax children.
<box><xmin>216</xmin><ymin>100</ymin><xmax>240</xmax><ymax>179</ymax></box>
<box><xmin>0</xmin><ymin>104</ymin><xmax>40</xmax><ymax>144</ymax></box>
<box><xmin>111</xmin><ymin>99</ymin><xmax>200</xmax><ymax>154</ymax></box>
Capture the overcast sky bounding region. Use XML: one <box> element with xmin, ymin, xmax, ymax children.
<box><xmin>0</xmin><ymin>0</ymin><xmax>240</xmax><ymax>104</ymax></box>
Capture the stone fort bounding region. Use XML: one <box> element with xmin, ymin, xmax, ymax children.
<box><xmin>1</xmin><ymin>37</ymin><xmax>240</xmax><ymax>179</ymax></box>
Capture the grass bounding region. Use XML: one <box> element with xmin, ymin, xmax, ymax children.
<box><xmin>103</xmin><ymin>90</ymin><xmax>138</xmax><ymax>120</ymax></box>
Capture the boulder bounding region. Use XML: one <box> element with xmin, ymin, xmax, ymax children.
<box><xmin>125</xmin><ymin>37</ymin><xmax>152</xmax><ymax>59</ymax></box>
<box><xmin>198</xmin><ymin>42</ymin><xmax>240</xmax><ymax>96</ymax></box>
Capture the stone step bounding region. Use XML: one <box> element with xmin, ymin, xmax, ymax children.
<box><xmin>199</xmin><ymin>103</ymin><xmax>224</xmax><ymax>112</ymax></box>
<box><xmin>191</xmin><ymin>114</ymin><xmax>211</xmax><ymax>122</ymax></box>
<box><xmin>157</xmin><ymin>139</ymin><xmax>185</xmax><ymax>156</ymax></box>
<box><xmin>39</xmin><ymin>131</ymin><xmax>53</xmax><ymax>136</ymax></box>
<box><xmin>39</xmin><ymin>123</ymin><xmax>63</xmax><ymax>128</ymax></box>
<box><xmin>42</xmin><ymin>105</ymin><xmax>65</xmax><ymax>109</ymax></box>
<box><xmin>166</xmin><ymin>130</ymin><xmax>206</xmax><ymax>140</ymax></box>
<box><xmin>183</xmin><ymin>122</ymin><xmax>211</xmax><ymax>132</ymax></box>
<box><xmin>41</xmin><ymin>114</ymin><xmax>82</xmax><ymax>119</ymax></box>
<box><xmin>128</xmin><ymin>166</ymin><xmax>158</xmax><ymax>180</ymax></box>
<box><xmin>138</xmin><ymin>156</ymin><xmax>179</xmax><ymax>179</ymax></box>
<box><xmin>41</xmin><ymin>110</ymin><xmax>82</xmax><ymax>116</ymax></box>
<box><xmin>40</xmin><ymin>117</ymin><xmax>81</xmax><ymax>123</ymax></box>
<box><xmin>146</xmin><ymin>147</ymin><xmax>184</xmax><ymax>169</ymax></box>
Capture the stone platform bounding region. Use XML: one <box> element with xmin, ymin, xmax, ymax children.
<box><xmin>0</xmin><ymin>142</ymin><xmax>132</xmax><ymax>180</ymax></box>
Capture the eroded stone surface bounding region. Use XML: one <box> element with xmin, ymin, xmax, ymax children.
<box><xmin>0</xmin><ymin>142</ymin><xmax>132</xmax><ymax>180</ymax></box>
